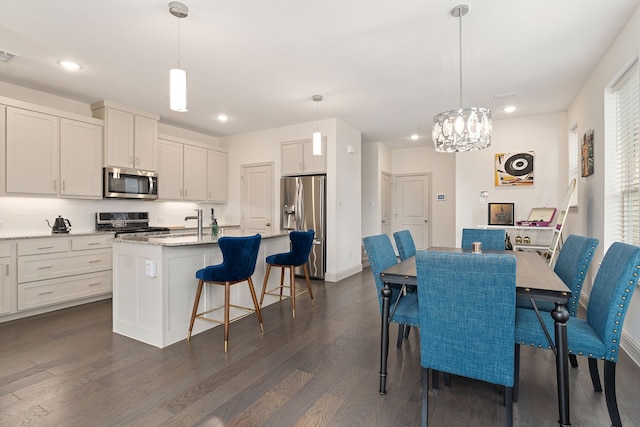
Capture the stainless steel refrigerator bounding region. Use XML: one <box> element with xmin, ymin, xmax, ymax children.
<box><xmin>281</xmin><ymin>175</ymin><xmax>326</xmax><ymax>279</ymax></box>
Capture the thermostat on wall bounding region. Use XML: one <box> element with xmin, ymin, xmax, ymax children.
<box><xmin>437</xmin><ymin>194</ymin><xmax>446</xmax><ymax>201</ymax></box>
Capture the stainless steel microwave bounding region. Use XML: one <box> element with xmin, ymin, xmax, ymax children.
<box><xmin>103</xmin><ymin>167</ymin><xmax>158</xmax><ymax>200</ymax></box>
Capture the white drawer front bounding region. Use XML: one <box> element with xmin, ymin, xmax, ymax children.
<box><xmin>18</xmin><ymin>249</ymin><xmax>112</xmax><ymax>283</ymax></box>
<box><xmin>18</xmin><ymin>238</ymin><xmax>69</xmax><ymax>256</ymax></box>
<box><xmin>0</xmin><ymin>242</ymin><xmax>12</xmax><ymax>258</ymax></box>
<box><xmin>18</xmin><ymin>271</ymin><xmax>112</xmax><ymax>311</ymax></box>
<box><xmin>72</xmin><ymin>235</ymin><xmax>113</xmax><ymax>251</ymax></box>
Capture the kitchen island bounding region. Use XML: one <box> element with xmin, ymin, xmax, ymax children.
<box><xmin>111</xmin><ymin>230</ymin><xmax>290</xmax><ymax>348</ymax></box>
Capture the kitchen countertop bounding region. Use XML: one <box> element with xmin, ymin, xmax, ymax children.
<box><xmin>112</xmin><ymin>230</ymin><xmax>290</xmax><ymax>247</ymax></box>
<box><xmin>0</xmin><ymin>230</ymin><xmax>114</xmax><ymax>241</ymax></box>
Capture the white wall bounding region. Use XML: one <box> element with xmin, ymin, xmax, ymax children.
<box><xmin>391</xmin><ymin>147</ymin><xmax>457</xmax><ymax>247</ymax></box>
<box><xmin>361</xmin><ymin>142</ymin><xmax>392</xmax><ymax>238</ymax></box>
<box><xmin>455</xmin><ymin>113</ymin><xmax>567</xmax><ymax>243</ymax></box>
<box><xmin>221</xmin><ymin>117</ymin><xmax>362</xmax><ymax>282</ymax></box>
<box><xmin>567</xmin><ymin>5</ymin><xmax>640</xmax><ymax>364</ymax></box>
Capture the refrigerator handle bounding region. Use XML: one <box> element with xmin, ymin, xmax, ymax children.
<box><xmin>296</xmin><ymin>179</ymin><xmax>304</xmax><ymax>231</ymax></box>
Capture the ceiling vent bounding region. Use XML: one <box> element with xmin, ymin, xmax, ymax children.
<box><xmin>0</xmin><ymin>50</ymin><xmax>18</xmax><ymax>63</ymax></box>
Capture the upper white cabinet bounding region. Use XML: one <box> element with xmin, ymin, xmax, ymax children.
<box><xmin>281</xmin><ymin>138</ymin><xmax>326</xmax><ymax>176</ymax></box>
<box><xmin>91</xmin><ymin>100</ymin><xmax>158</xmax><ymax>171</ymax></box>
<box><xmin>207</xmin><ymin>149</ymin><xmax>228</xmax><ymax>202</ymax></box>
<box><xmin>158</xmin><ymin>137</ymin><xmax>220</xmax><ymax>202</ymax></box>
<box><xmin>5</xmin><ymin>106</ymin><xmax>103</xmax><ymax>198</ymax></box>
<box><xmin>60</xmin><ymin>119</ymin><xmax>102</xmax><ymax>197</ymax></box>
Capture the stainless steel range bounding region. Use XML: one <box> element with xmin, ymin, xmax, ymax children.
<box><xmin>95</xmin><ymin>212</ymin><xmax>170</xmax><ymax>236</ymax></box>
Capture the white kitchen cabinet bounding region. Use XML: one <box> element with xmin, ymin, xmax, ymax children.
<box><xmin>5</xmin><ymin>107</ymin><xmax>103</xmax><ymax>198</ymax></box>
<box><xmin>207</xmin><ymin>149</ymin><xmax>228</xmax><ymax>202</ymax></box>
<box><xmin>91</xmin><ymin>101</ymin><xmax>158</xmax><ymax>171</ymax></box>
<box><xmin>0</xmin><ymin>242</ymin><xmax>16</xmax><ymax>316</ymax></box>
<box><xmin>158</xmin><ymin>139</ymin><xmax>207</xmax><ymax>201</ymax></box>
<box><xmin>158</xmin><ymin>139</ymin><xmax>184</xmax><ymax>200</ymax></box>
<box><xmin>16</xmin><ymin>235</ymin><xmax>112</xmax><ymax>312</ymax></box>
<box><xmin>6</xmin><ymin>107</ymin><xmax>59</xmax><ymax>195</ymax></box>
<box><xmin>183</xmin><ymin>145</ymin><xmax>207</xmax><ymax>201</ymax></box>
<box><xmin>60</xmin><ymin>119</ymin><xmax>103</xmax><ymax>198</ymax></box>
<box><xmin>281</xmin><ymin>138</ymin><xmax>326</xmax><ymax>176</ymax></box>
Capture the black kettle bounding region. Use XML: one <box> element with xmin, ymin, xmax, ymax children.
<box><xmin>46</xmin><ymin>216</ymin><xmax>71</xmax><ymax>233</ymax></box>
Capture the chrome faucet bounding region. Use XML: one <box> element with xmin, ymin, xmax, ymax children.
<box><xmin>185</xmin><ymin>209</ymin><xmax>203</xmax><ymax>239</ymax></box>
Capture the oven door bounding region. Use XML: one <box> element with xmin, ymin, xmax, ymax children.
<box><xmin>104</xmin><ymin>167</ymin><xmax>158</xmax><ymax>200</ymax></box>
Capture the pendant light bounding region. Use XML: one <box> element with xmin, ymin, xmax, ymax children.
<box><xmin>312</xmin><ymin>95</ymin><xmax>323</xmax><ymax>156</ymax></box>
<box><xmin>432</xmin><ymin>4</ymin><xmax>491</xmax><ymax>152</ymax></box>
<box><xmin>169</xmin><ymin>2</ymin><xmax>188</xmax><ymax>112</ymax></box>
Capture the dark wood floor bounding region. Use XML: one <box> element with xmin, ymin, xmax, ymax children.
<box><xmin>1</xmin><ymin>269</ymin><xmax>639</xmax><ymax>426</ymax></box>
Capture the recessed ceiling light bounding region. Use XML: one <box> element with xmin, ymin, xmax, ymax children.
<box><xmin>503</xmin><ymin>105</ymin><xmax>517</xmax><ymax>113</ymax></box>
<box><xmin>217</xmin><ymin>114</ymin><xmax>229</xmax><ymax>122</ymax></box>
<box><xmin>410</xmin><ymin>134</ymin><xmax>420</xmax><ymax>141</ymax></box>
<box><xmin>57</xmin><ymin>60</ymin><xmax>82</xmax><ymax>71</ymax></box>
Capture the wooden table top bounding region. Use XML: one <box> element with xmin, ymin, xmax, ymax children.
<box><xmin>381</xmin><ymin>248</ymin><xmax>570</xmax><ymax>303</ymax></box>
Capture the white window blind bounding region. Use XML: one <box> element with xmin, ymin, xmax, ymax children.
<box><xmin>568</xmin><ymin>128</ymin><xmax>579</xmax><ymax>208</ymax></box>
<box><xmin>610</xmin><ymin>60</ymin><xmax>640</xmax><ymax>245</ymax></box>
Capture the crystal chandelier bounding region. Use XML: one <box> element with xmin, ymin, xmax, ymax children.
<box><xmin>432</xmin><ymin>5</ymin><xmax>491</xmax><ymax>153</ymax></box>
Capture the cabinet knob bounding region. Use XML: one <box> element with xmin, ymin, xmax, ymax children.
<box><xmin>266</xmin><ymin>223</ymin><xmax>271</xmax><ymax>227</ymax></box>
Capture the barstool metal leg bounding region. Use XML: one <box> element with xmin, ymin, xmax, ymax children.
<box><xmin>290</xmin><ymin>265</ymin><xmax>296</xmax><ymax>318</ymax></box>
<box><xmin>224</xmin><ymin>281</ymin><xmax>230</xmax><ymax>352</ymax></box>
<box><xmin>303</xmin><ymin>263</ymin><xmax>314</xmax><ymax>306</ymax></box>
<box><xmin>279</xmin><ymin>267</ymin><xmax>285</xmax><ymax>300</ymax></box>
<box><xmin>187</xmin><ymin>280</ymin><xmax>204</xmax><ymax>341</ymax></box>
<box><xmin>247</xmin><ymin>277</ymin><xmax>264</xmax><ymax>331</ymax></box>
<box><xmin>259</xmin><ymin>264</ymin><xmax>272</xmax><ymax>306</ymax></box>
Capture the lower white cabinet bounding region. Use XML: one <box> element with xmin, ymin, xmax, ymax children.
<box><xmin>0</xmin><ymin>242</ymin><xmax>15</xmax><ymax>316</ymax></box>
<box><xmin>15</xmin><ymin>234</ymin><xmax>113</xmax><ymax>312</ymax></box>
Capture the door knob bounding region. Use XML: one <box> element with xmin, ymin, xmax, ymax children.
<box><xmin>424</xmin><ymin>220</ymin><xmax>429</xmax><ymax>223</ymax></box>
<box><xmin>266</xmin><ymin>223</ymin><xmax>271</xmax><ymax>227</ymax></box>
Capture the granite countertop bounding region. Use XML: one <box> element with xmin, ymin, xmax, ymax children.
<box><xmin>0</xmin><ymin>230</ymin><xmax>114</xmax><ymax>241</ymax></box>
<box><xmin>112</xmin><ymin>229</ymin><xmax>290</xmax><ymax>247</ymax></box>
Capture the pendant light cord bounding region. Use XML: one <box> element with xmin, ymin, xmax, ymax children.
<box><xmin>177</xmin><ymin>18</ymin><xmax>181</xmax><ymax>69</ymax></box>
<box><xmin>458</xmin><ymin>10</ymin><xmax>463</xmax><ymax>108</ymax></box>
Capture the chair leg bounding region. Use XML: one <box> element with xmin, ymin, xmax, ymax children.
<box><xmin>187</xmin><ymin>280</ymin><xmax>204</xmax><ymax>341</ymax></box>
<box><xmin>247</xmin><ymin>277</ymin><xmax>264</xmax><ymax>332</ymax></box>
<box><xmin>404</xmin><ymin>326</ymin><xmax>411</xmax><ymax>339</ymax></box>
<box><xmin>396</xmin><ymin>324</ymin><xmax>405</xmax><ymax>348</ymax></box>
<box><xmin>432</xmin><ymin>369</ymin><xmax>439</xmax><ymax>390</ymax></box>
<box><xmin>569</xmin><ymin>353</ymin><xmax>579</xmax><ymax>368</ymax></box>
<box><xmin>443</xmin><ymin>373</ymin><xmax>451</xmax><ymax>387</ymax></box>
<box><xmin>279</xmin><ymin>267</ymin><xmax>285</xmax><ymax>300</ymax></box>
<box><xmin>224</xmin><ymin>281</ymin><xmax>230</xmax><ymax>352</ymax></box>
<box><xmin>290</xmin><ymin>265</ymin><xmax>296</xmax><ymax>318</ymax></box>
<box><xmin>588</xmin><ymin>357</ymin><xmax>603</xmax><ymax>392</ymax></box>
<box><xmin>259</xmin><ymin>264</ymin><xmax>272</xmax><ymax>306</ymax></box>
<box><xmin>513</xmin><ymin>344</ymin><xmax>520</xmax><ymax>402</ymax></box>
<box><xmin>505</xmin><ymin>386</ymin><xmax>513</xmax><ymax>427</ymax></box>
<box><xmin>302</xmin><ymin>263</ymin><xmax>314</xmax><ymax>305</ymax></box>
<box><xmin>421</xmin><ymin>367</ymin><xmax>428</xmax><ymax>427</ymax></box>
<box><xmin>604</xmin><ymin>360</ymin><xmax>622</xmax><ymax>427</ymax></box>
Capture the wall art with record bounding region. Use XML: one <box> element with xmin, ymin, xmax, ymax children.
<box><xmin>581</xmin><ymin>129</ymin><xmax>594</xmax><ymax>177</ymax></box>
<box><xmin>495</xmin><ymin>151</ymin><xmax>534</xmax><ymax>186</ymax></box>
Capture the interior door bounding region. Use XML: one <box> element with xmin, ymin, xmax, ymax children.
<box><xmin>242</xmin><ymin>162</ymin><xmax>274</xmax><ymax>234</ymax></box>
<box><xmin>394</xmin><ymin>173</ymin><xmax>431</xmax><ymax>249</ymax></box>
<box><xmin>381</xmin><ymin>172</ymin><xmax>392</xmax><ymax>239</ymax></box>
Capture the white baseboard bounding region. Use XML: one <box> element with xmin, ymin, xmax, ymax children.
<box><xmin>325</xmin><ymin>263</ymin><xmax>362</xmax><ymax>282</ymax></box>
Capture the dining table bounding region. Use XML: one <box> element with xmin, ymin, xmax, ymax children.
<box><xmin>379</xmin><ymin>248</ymin><xmax>573</xmax><ymax>427</ymax></box>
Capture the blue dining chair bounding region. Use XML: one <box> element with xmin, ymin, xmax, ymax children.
<box><xmin>516</xmin><ymin>234</ymin><xmax>599</xmax><ymax>367</ymax></box>
<box><xmin>416</xmin><ymin>250</ymin><xmax>516</xmax><ymax>427</ymax></box>
<box><xmin>259</xmin><ymin>229</ymin><xmax>315</xmax><ymax>318</ymax></box>
<box><xmin>514</xmin><ymin>242</ymin><xmax>640</xmax><ymax>427</ymax></box>
<box><xmin>393</xmin><ymin>230</ymin><xmax>416</xmax><ymax>261</ymax></box>
<box><xmin>461</xmin><ymin>228</ymin><xmax>506</xmax><ymax>251</ymax></box>
<box><xmin>363</xmin><ymin>234</ymin><xmax>419</xmax><ymax>349</ymax></box>
<box><xmin>188</xmin><ymin>234</ymin><xmax>263</xmax><ymax>352</ymax></box>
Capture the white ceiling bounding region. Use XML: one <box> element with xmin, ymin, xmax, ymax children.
<box><xmin>0</xmin><ymin>0</ymin><xmax>638</xmax><ymax>149</ymax></box>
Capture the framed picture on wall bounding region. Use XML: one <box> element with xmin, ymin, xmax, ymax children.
<box><xmin>581</xmin><ymin>129</ymin><xmax>594</xmax><ymax>177</ymax></box>
<box><xmin>495</xmin><ymin>152</ymin><xmax>535</xmax><ymax>186</ymax></box>
<box><xmin>488</xmin><ymin>203</ymin><xmax>515</xmax><ymax>226</ymax></box>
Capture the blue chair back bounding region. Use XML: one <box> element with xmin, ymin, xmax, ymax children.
<box><xmin>198</xmin><ymin>234</ymin><xmax>262</xmax><ymax>282</ymax></box>
<box><xmin>416</xmin><ymin>250</ymin><xmax>516</xmax><ymax>387</ymax></box>
<box><xmin>393</xmin><ymin>230</ymin><xmax>417</xmax><ymax>261</ymax></box>
<box><xmin>266</xmin><ymin>229</ymin><xmax>314</xmax><ymax>266</ymax></box>
<box><xmin>461</xmin><ymin>228</ymin><xmax>506</xmax><ymax>251</ymax></box>
<box><xmin>553</xmin><ymin>235</ymin><xmax>599</xmax><ymax>316</ymax></box>
<box><xmin>363</xmin><ymin>234</ymin><xmax>399</xmax><ymax>314</ymax></box>
<box><xmin>586</xmin><ymin>242</ymin><xmax>640</xmax><ymax>362</ymax></box>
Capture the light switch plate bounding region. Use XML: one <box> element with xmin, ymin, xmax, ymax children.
<box><xmin>145</xmin><ymin>260</ymin><xmax>157</xmax><ymax>278</ymax></box>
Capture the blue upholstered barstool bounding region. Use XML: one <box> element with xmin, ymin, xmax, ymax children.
<box><xmin>259</xmin><ymin>230</ymin><xmax>315</xmax><ymax>318</ymax></box>
<box><xmin>187</xmin><ymin>234</ymin><xmax>263</xmax><ymax>352</ymax></box>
